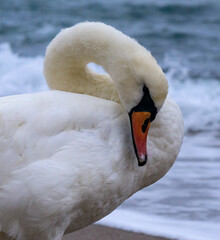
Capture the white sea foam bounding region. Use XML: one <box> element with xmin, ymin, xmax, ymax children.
<box><xmin>0</xmin><ymin>44</ymin><xmax>219</xmax><ymax>240</ymax></box>
<box><xmin>98</xmin><ymin>209</ymin><xmax>220</xmax><ymax>240</ymax></box>
<box><xmin>0</xmin><ymin>43</ymin><xmax>48</xmax><ymax>97</ymax></box>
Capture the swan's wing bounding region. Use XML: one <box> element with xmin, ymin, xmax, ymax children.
<box><xmin>0</xmin><ymin>90</ymin><xmax>125</xmax><ymax>185</ymax></box>
<box><xmin>0</xmin><ymin>90</ymin><xmax>129</xmax><ymax>237</ymax></box>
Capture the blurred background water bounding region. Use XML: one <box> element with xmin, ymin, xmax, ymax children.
<box><xmin>0</xmin><ymin>0</ymin><xmax>220</xmax><ymax>239</ymax></box>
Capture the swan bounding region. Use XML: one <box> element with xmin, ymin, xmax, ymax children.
<box><xmin>0</xmin><ymin>22</ymin><xmax>184</xmax><ymax>240</ymax></box>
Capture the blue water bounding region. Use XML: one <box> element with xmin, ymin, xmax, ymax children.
<box><xmin>0</xmin><ymin>1</ymin><xmax>220</xmax><ymax>239</ymax></box>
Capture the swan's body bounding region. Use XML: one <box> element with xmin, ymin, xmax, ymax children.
<box><xmin>0</xmin><ymin>22</ymin><xmax>183</xmax><ymax>240</ymax></box>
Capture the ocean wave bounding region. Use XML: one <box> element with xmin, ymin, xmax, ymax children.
<box><xmin>98</xmin><ymin>208</ymin><xmax>220</xmax><ymax>240</ymax></box>
<box><xmin>0</xmin><ymin>43</ymin><xmax>48</xmax><ymax>96</ymax></box>
<box><xmin>164</xmin><ymin>50</ymin><xmax>220</xmax><ymax>135</ymax></box>
<box><xmin>122</xmin><ymin>0</ymin><xmax>217</xmax><ymax>18</ymax></box>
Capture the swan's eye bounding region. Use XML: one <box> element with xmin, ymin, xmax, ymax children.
<box><xmin>142</xmin><ymin>118</ymin><xmax>150</xmax><ymax>133</ymax></box>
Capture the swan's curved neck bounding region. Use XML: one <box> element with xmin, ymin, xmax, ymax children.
<box><xmin>44</xmin><ymin>23</ymin><xmax>138</xmax><ymax>105</ymax></box>
<box><xmin>44</xmin><ymin>22</ymin><xmax>161</xmax><ymax>113</ymax></box>
<box><xmin>44</xmin><ymin>22</ymin><xmax>168</xmax><ymax>112</ymax></box>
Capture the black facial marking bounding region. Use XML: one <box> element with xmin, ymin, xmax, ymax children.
<box><xmin>142</xmin><ymin>118</ymin><xmax>150</xmax><ymax>133</ymax></box>
<box><xmin>129</xmin><ymin>86</ymin><xmax>157</xmax><ymax>122</ymax></box>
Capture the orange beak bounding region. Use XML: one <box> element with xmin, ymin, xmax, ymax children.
<box><xmin>130</xmin><ymin>112</ymin><xmax>151</xmax><ymax>166</ymax></box>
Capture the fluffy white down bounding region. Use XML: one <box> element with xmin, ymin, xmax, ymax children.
<box><xmin>0</xmin><ymin>22</ymin><xmax>184</xmax><ymax>240</ymax></box>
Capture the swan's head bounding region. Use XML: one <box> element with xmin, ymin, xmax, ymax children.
<box><xmin>103</xmin><ymin>40</ymin><xmax>167</xmax><ymax>166</ymax></box>
<box><xmin>129</xmin><ymin>86</ymin><xmax>158</xmax><ymax>166</ymax></box>
<box><xmin>112</xmin><ymin>40</ymin><xmax>168</xmax><ymax>166</ymax></box>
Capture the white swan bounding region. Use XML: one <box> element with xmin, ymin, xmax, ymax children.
<box><xmin>0</xmin><ymin>22</ymin><xmax>183</xmax><ymax>240</ymax></box>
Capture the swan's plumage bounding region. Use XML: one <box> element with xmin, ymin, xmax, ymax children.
<box><xmin>0</xmin><ymin>22</ymin><xmax>183</xmax><ymax>240</ymax></box>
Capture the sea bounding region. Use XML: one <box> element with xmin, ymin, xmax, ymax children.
<box><xmin>0</xmin><ymin>0</ymin><xmax>220</xmax><ymax>239</ymax></box>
